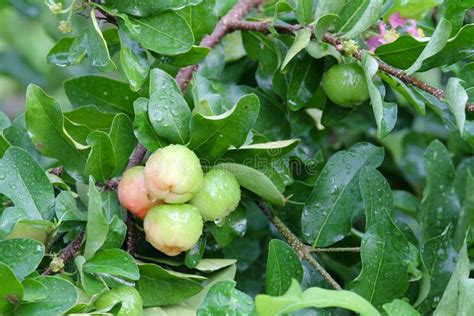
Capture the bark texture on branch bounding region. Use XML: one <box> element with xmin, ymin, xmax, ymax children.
<box><xmin>42</xmin><ymin>230</ymin><xmax>85</xmax><ymax>275</ymax></box>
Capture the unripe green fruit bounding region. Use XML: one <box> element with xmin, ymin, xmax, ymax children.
<box><xmin>144</xmin><ymin>144</ymin><xmax>203</xmax><ymax>204</ymax></box>
<box><xmin>144</xmin><ymin>204</ymin><xmax>203</xmax><ymax>256</ymax></box>
<box><xmin>190</xmin><ymin>169</ymin><xmax>241</xmax><ymax>221</ymax></box>
<box><xmin>321</xmin><ymin>63</ymin><xmax>369</xmax><ymax>107</ymax></box>
<box><xmin>118</xmin><ymin>166</ymin><xmax>161</xmax><ymax>220</ymax></box>
<box><xmin>6</xmin><ymin>222</ymin><xmax>48</xmax><ymax>243</ymax></box>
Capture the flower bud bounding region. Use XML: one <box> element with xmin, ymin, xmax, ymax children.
<box><xmin>144</xmin><ymin>145</ymin><xmax>203</xmax><ymax>204</ymax></box>
<box><xmin>190</xmin><ymin>169</ymin><xmax>241</xmax><ymax>221</ymax></box>
<box><xmin>118</xmin><ymin>166</ymin><xmax>161</xmax><ymax>220</ymax></box>
<box><xmin>144</xmin><ymin>204</ymin><xmax>203</xmax><ymax>256</ymax></box>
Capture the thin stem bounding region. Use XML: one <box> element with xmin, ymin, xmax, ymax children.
<box><xmin>307</xmin><ymin>247</ymin><xmax>360</xmax><ymax>253</ymax></box>
<box><xmin>351</xmin><ymin>228</ymin><xmax>364</xmax><ymax>239</ymax></box>
<box><xmin>230</xmin><ymin>21</ymin><xmax>474</xmax><ymax>111</ymax></box>
<box><xmin>42</xmin><ymin>230</ymin><xmax>85</xmax><ymax>276</ymax></box>
<box><xmin>257</xmin><ymin>201</ymin><xmax>342</xmax><ymax>290</ymax></box>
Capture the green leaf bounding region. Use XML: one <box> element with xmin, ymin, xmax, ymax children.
<box><xmin>15</xmin><ymin>277</ymin><xmax>78</xmax><ymax>316</ymax></box>
<box><xmin>133</xmin><ymin>98</ymin><xmax>168</xmax><ymax>152</ymax></box>
<box><xmin>26</xmin><ymin>84</ymin><xmax>88</xmax><ymax>180</ymax></box>
<box><xmin>95</xmin><ymin>286</ymin><xmax>143</xmax><ymax>316</ymax></box>
<box><xmin>119</xmin><ymin>29</ymin><xmax>150</xmax><ymax>92</ymax></box>
<box><xmin>0</xmin><ymin>147</ymin><xmax>55</xmax><ymax>220</ymax></box>
<box><xmin>22</xmin><ymin>278</ymin><xmax>48</xmax><ymax>302</ymax></box>
<box><xmin>383</xmin><ymin>299</ymin><xmax>420</xmax><ymax>316</ymax></box>
<box><xmin>64</xmin><ymin>105</ymin><xmax>116</xmax><ymax>133</ymax></box>
<box><xmin>255</xmin><ymin>279</ymin><xmax>380</xmax><ymax>316</ymax></box>
<box><xmin>445</xmin><ymin>78</ymin><xmax>468</xmax><ymax>137</ymax></box>
<box><xmin>0</xmin><ymin>239</ymin><xmax>44</xmax><ymax>280</ymax></box>
<box><xmin>188</xmin><ymin>94</ymin><xmax>260</xmax><ymax>160</ymax></box>
<box><xmin>302</xmin><ymin>142</ymin><xmax>384</xmax><ymax>247</ymax></box>
<box><xmin>185</xmin><ymin>236</ymin><xmax>206</xmax><ymax>269</ymax></box>
<box><xmin>84</xmin><ymin>131</ymin><xmax>116</xmax><ymax>182</ymax></box>
<box><xmin>420</xmin><ymin>140</ymin><xmax>460</xmax><ymax>240</ymax></box>
<box><xmin>55</xmin><ymin>191</ymin><xmax>87</xmax><ymax>224</ymax></box>
<box><xmin>306</xmin><ymin>40</ymin><xmax>342</xmax><ymax>62</ymax></box>
<box><xmin>208</xmin><ymin>205</ymin><xmax>247</xmax><ymax>247</ymax></box>
<box><xmin>64</xmin><ymin>76</ymin><xmax>139</xmax><ymax>116</ymax></box>
<box><xmin>87</xmin><ymin>9</ymin><xmax>116</xmax><ymax>72</ymax></box>
<box><xmin>101</xmin><ymin>216</ymin><xmax>127</xmax><ymax>250</ymax></box>
<box><xmin>167</xmin><ymin>46</ymin><xmax>210</xmax><ymax>67</ymax></box>
<box><xmin>213</xmin><ymin>163</ymin><xmax>285</xmax><ymax>206</ymax></box>
<box><xmin>148</xmin><ymin>68</ymin><xmax>191</xmax><ymax>144</ymax></box>
<box><xmin>192</xmin><ymin>72</ymin><xmax>225</xmax><ymax>116</ymax></box>
<box><xmin>84</xmin><ymin>176</ymin><xmax>109</xmax><ymax>260</ymax></box>
<box><xmin>0</xmin><ymin>112</ymin><xmax>11</xmax><ymax>157</ymax></box>
<box><xmin>440</xmin><ymin>0</ymin><xmax>473</xmax><ymax>34</ymax></box>
<box><xmin>406</xmin><ymin>18</ymin><xmax>451</xmax><ymax>74</ymax></box>
<box><xmin>337</xmin><ymin>0</ymin><xmax>383</xmax><ymax>38</ymax></box>
<box><xmin>176</xmin><ymin>0</ymin><xmax>217</xmax><ymax>43</ymax></box>
<box><xmin>454</xmin><ymin>158</ymin><xmax>474</xmax><ymax>246</ymax></box>
<box><xmin>75</xmin><ymin>256</ymin><xmax>107</xmax><ymax>296</ymax></box>
<box><xmin>417</xmin><ymin>226</ymin><xmax>457</xmax><ymax>313</ymax></box>
<box><xmin>315</xmin><ymin>0</ymin><xmax>345</xmax><ymax>20</ymax></box>
<box><xmin>222</xmin><ymin>139</ymin><xmax>299</xmax><ymax>165</ymax></box>
<box><xmin>378</xmin><ymin>72</ymin><xmax>425</xmax><ymax>115</ymax></box>
<box><xmin>361</xmin><ymin>52</ymin><xmax>398</xmax><ymax>138</ymax></box>
<box><xmin>296</xmin><ymin>0</ymin><xmax>315</xmax><ymax>25</ymax></box>
<box><xmin>47</xmin><ymin>36</ymin><xmax>87</xmax><ymax>67</ymax></box>
<box><xmin>351</xmin><ymin>168</ymin><xmax>410</xmax><ymax>308</ymax></box>
<box><xmin>107</xmin><ymin>0</ymin><xmax>202</xmax><ymax>16</ymax></box>
<box><xmin>197</xmin><ymin>280</ymin><xmax>256</xmax><ymax>315</ymax></box>
<box><xmin>433</xmin><ymin>240</ymin><xmax>469</xmax><ymax>315</ymax></box>
<box><xmin>137</xmin><ymin>263</ymin><xmax>203</xmax><ymax>306</ymax></box>
<box><xmin>266</xmin><ymin>240</ymin><xmax>303</xmax><ymax>296</ymax></box>
<box><xmin>375</xmin><ymin>24</ymin><xmax>474</xmax><ymax>72</ymax></box>
<box><xmin>281</xmin><ymin>29</ymin><xmax>311</xmax><ymax>70</ymax></box>
<box><xmin>109</xmin><ymin>113</ymin><xmax>137</xmax><ymax>176</ymax></box>
<box><xmin>0</xmin><ymin>262</ymin><xmax>23</xmax><ymax>315</ymax></box>
<box><xmin>84</xmin><ymin>248</ymin><xmax>139</xmax><ymax>281</ymax></box>
<box><xmin>120</xmin><ymin>11</ymin><xmax>194</xmax><ymax>55</ymax></box>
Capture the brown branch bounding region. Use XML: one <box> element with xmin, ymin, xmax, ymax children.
<box><xmin>231</xmin><ymin>21</ymin><xmax>474</xmax><ymax>111</ymax></box>
<box><xmin>308</xmin><ymin>247</ymin><xmax>360</xmax><ymax>253</ymax></box>
<box><xmin>175</xmin><ymin>0</ymin><xmax>265</xmax><ymax>91</ymax></box>
<box><xmin>42</xmin><ymin>230</ymin><xmax>85</xmax><ymax>275</ymax></box>
<box><xmin>257</xmin><ymin>201</ymin><xmax>342</xmax><ymax>290</ymax></box>
<box><xmin>125</xmin><ymin>215</ymin><xmax>137</xmax><ymax>255</ymax></box>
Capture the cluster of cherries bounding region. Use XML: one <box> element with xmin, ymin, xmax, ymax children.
<box><xmin>118</xmin><ymin>144</ymin><xmax>241</xmax><ymax>256</ymax></box>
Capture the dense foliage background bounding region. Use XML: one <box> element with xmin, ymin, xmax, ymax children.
<box><xmin>0</xmin><ymin>0</ymin><xmax>473</xmax><ymax>315</ymax></box>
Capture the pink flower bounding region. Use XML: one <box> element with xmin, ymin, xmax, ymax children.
<box><xmin>367</xmin><ymin>36</ymin><xmax>385</xmax><ymax>51</ymax></box>
<box><xmin>389</xmin><ymin>12</ymin><xmax>406</xmax><ymax>29</ymax></box>
<box><xmin>379</xmin><ymin>21</ymin><xmax>387</xmax><ymax>35</ymax></box>
<box><xmin>406</xmin><ymin>19</ymin><xmax>419</xmax><ymax>37</ymax></box>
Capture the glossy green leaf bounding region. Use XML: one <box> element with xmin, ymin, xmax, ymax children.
<box><xmin>109</xmin><ymin>113</ymin><xmax>136</xmax><ymax>176</ymax></box>
<box><xmin>315</xmin><ymin>0</ymin><xmax>345</xmax><ymax>20</ymax></box>
<box><xmin>213</xmin><ymin>163</ymin><xmax>285</xmax><ymax>206</ymax></box>
<box><xmin>120</xmin><ymin>11</ymin><xmax>194</xmax><ymax>55</ymax></box>
<box><xmin>95</xmin><ymin>286</ymin><xmax>143</xmax><ymax>316</ymax></box>
<box><xmin>378</xmin><ymin>72</ymin><xmax>425</xmax><ymax>115</ymax></box>
<box><xmin>26</xmin><ymin>85</ymin><xmax>88</xmax><ymax>180</ymax></box>
<box><xmin>64</xmin><ymin>76</ymin><xmax>139</xmax><ymax>116</ymax></box>
<box><xmin>383</xmin><ymin>299</ymin><xmax>420</xmax><ymax>316</ymax></box>
<box><xmin>167</xmin><ymin>46</ymin><xmax>210</xmax><ymax>67</ymax></box>
<box><xmin>281</xmin><ymin>29</ymin><xmax>311</xmax><ymax>70</ymax></box>
<box><xmin>64</xmin><ymin>105</ymin><xmax>116</xmax><ymax>133</ymax></box>
<box><xmin>208</xmin><ymin>205</ymin><xmax>247</xmax><ymax>247</ymax></box>
<box><xmin>185</xmin><ymin>237</ymin><xmax>206</xmax><ymax>269</ymax></box>
<box><xmin>440</xmin><ymin>0</ymin><xmax>473</xmax><ymax>34</ymax></box>
<box><xmin>148</xmin><ymin>68</ymin><xmax>191</xmax><ymax>144</ymax></box>
<box><xmin>101</xmin><ymin>216</ymin><xmax>127</xmax><ymax>250</ymax></box>
<box><xmin>188</xmin><ymin>94</ymin><xmax>260</xmax><ymax>160</ymax></box>
<box><xmin>361</xmin><ymin>52</ymin><xmax>398</xmax><ymax>138</ymax></box>
<box><xmin>255</xmin><ymin>279</ymin><xmax>380</xmax><ymax>316</ymax></box>
<box><xmin>84</xmin><ymin>248</ymin><xmax>139</xmax><ymax>281</ymax></box>
<box><xmin>133</xmin><ymin>98</ymin><xmax>168</xmax><ymax>152</ymax></box>
<box><xmin>306</xmin><ymin>40</ymin><xmax>342</xmax><ymax>62</ymax></box>
<box><xmin>0</xmin><ymin>147</ymin><xmax>55</xmax><ymax>220</ymax></box>
<box><xmin>107</xmin><ymin>0</ymin><xmax>202</xmax><ymax>16</ymax></box>
<box><xmin>47</xmin><ymin>36</ymin><xmax>87</xmax><ymax>67</ymax></box>
<box><xmin>0</xmin><ymin>112</ymin><xmax>11</xmax><ymax>157</ymax></box>
<box><xmin>197</xmin><ymin>280</ymin><xmax>255</xmax><ymax>315</ymax></box>
<box><xmin>302</xmin><ymin>143</ymin><xmax>384</xmax><ymax>247</ymax></box>
<box><xmin>119</xmin><ymin>29</ymin><xmax>149</xmax><ymax>92</ymax></box>
<box><xmin>296</xmin><ymin>0</ymin><xmax>315</xmax><ymax>25</ymax></box>
<box><xmin>266</xmin><ymin>240</ymin><xmax>303</xmax><ymax>296</ymax></box>
<box><xmin>87</xmin><ymin>9</ymin><xmax>116</xmax><ymax>72</ymax></box>
<box><xmin>15</xmin><ymin>277</ymin><xmax>78</xmax><ymax>316</ymax></box>
<box><xmin>433</xmin><ymin>240</ymin><xmax>469</xmax><ymax>315</ymax></box>
<box><xmin>351</xmin><ymin>168</ymin><xmax>410</xmax><ymax>308</ymax></box>
<box><xmin>137</xmin><ymin>263</ymin><xmax>203</xmax><ymax>306</ymax></box>
<box><xmin>84</xmin><ymin>131</ymin><xmax>116</xmax><ymax>182</ymax></box>
<box><xmin>176</xmin><ymin>0</ymin><xmax>217</xmax><ymax>43</ymax></box>
<box><xmin>445</xmin><ymin>78</ymin><xmax>468</xmax><ymax>137</ymax></box>
<box><xmin>192</xmin><ymin>72</ymin><xmax>225</xmax><ymax>116</ymax></box>
<box><xmin>55</xmin><ymin>191</ymin><xmax>87</xmax><ymax>223</ymax></box>
<box><xmin>84</xmin><ymin>176</ymin><xmax>109</xmax><ymax>260</ymax></box>
<box><xmin>419</xmin><ymin>140</ymin><xmax>460</xmax><ymax>240</ymax></box>
<box><xmin>75</xmin><ymin>256</ymin><xmax>107</xmax><ymax>296</ymax></box>
<box><xmin>21</xmin><ymin>278</ymin><xmax>48</xmax><ymax>302</ymax></box>
<box><xmin>0</xmin><ymin>262</ymin><xmax>23</xmax><ymax>315</ymax></box>
<box><xmin>337</xmin><ymin>0</ymin><xmax>383</xmax><ymax>38</ymax></box>
<box><xmin>0</xmin><ymin>239</ymin><xmax>44</xmax><ymax>280</ymax></box>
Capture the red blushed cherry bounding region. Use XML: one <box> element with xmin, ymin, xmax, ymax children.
<box><xmin>118</xmin><ymin>166</ymin><xmax>162</xmax><ymax>220</ymax></box>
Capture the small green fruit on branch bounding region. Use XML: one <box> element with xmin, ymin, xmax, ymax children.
<box><xmin>144</xmin><ymin>204</ymin><xmax>203</xmax><ymax>256</ymax></box>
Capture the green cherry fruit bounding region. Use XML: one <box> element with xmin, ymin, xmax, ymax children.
<box><xmin>144</xmin><ymin>144</ymin><xmax>203</xmax><ymax>204</ymax></box>
<box><xmin>321</xmin><ymin>63</ymin><xmax>369</xmax><ymax>107</ymax></box>
<box><xmin>118</xmin><ymin>166</ymin><xmax>162</xmax><ymax>220</ymax></box>
<box><xmin>6</xmin><ymin>222</ymin><xmax>48</xmax><ymax>243</ymax></box>
<box><xmin>190</xmin><ymin>169</ymin><xmax>241</xmax><ymax>221</ymax></box>
<box><xmin>144</xmin><ymin>204</ymin><xmax>203</xmax><ymax>256</ymax></box>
